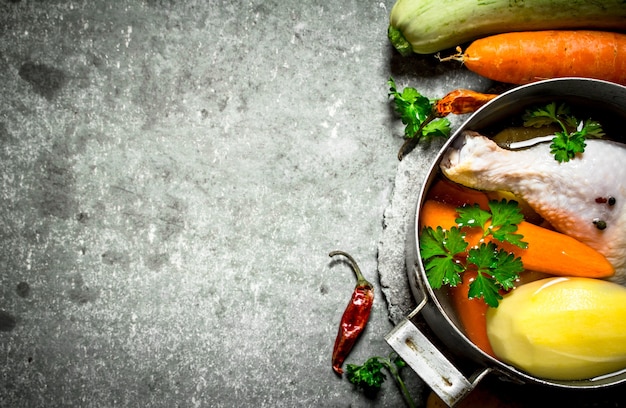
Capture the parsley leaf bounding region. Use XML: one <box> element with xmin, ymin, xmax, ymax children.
<box><xmin>422</xmin><ymin>116</ymin><xmax>451</xmax><ymax>139</ymax></box>
<box><xmin>420</xmin><ymin>226</ymin><xmax>467</xmax><ymax>289</ymax></box>
<box><xmin>490</xmin><ymin>250</ymin><xmax>524</xmax><ymax>290</ymax></box>
<box><xmin>487</xmin><ymin>200</ymin><xmax>527</xmax><ymax>248</ymax></box>
<box><xmin>581</xmin><ymin>119</ymin><xmax>605</xmax><ymax>138</ymax></box>
<box><xmin>420</xmin><ymin>199</ymin><xmax>527</xmax><ymax>307</ymax></box>
<box><xmin>456</xmin><ymin>200</ymin><xmax>527</xmax><ymax>248</ymax></box>
<box><xmin>551</xmin><ymin>130</ymin><xmax>586</xmax><ymax>163</ymax></box>
<box><xmin>467</xmin><ymin>275</ymin><xmax>503</xmax><ymax>308</ymax></box>
<box><xmin>455</xmin><ymin>204</ymin><xmax>491</xmax><ymax>229</ymax></box>
<box><xmin>346</xmin><ymin>354</ymin><xmax>417</xmax><ymax>408</ymax></box>
<box><xmin>389</xmin><ymin>84</ymin><xmax>431</xmax><ymax>138</ymax></box>
<box><xmin>388</xmin><ymin>77</ymin><xmax>451</xmax><ymax>159</ymax></box>
<box><xmin>522</xmin><ymin>102</ymin><xmax>570</xmax><ymax>128</ymax></box>
<box><xmin>346</xmin><ymin>357</ymin><xmax>386</xmax><ymax>389</ymax></box>
<box><xmin>466</xmin><ymin>243</ymin><xmax>524</xmax><ymax>307</ymax></box>
<box><xmin>522</xmin><ymin>102</ymin><xmax>605</xmax><ymax>163</ymax></box>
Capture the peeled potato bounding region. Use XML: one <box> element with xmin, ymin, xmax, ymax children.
<box><xmin>486</xmin><ymin>277</ymin><xmax>626</xmax><ymax>380</ymax></box>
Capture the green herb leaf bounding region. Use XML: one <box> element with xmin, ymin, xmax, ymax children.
<box><xmin>346</xmin><ymin>357</ymin><xmax>386</xmax><ymax>389</ymax></box>
<box><xmin>422</xmin><ymin>118</ymin><xmax>451</xmax><ymax>139</ymax></box>
<box><xmin>490</xmin><ymin>250</ymin><xmax>524</xmax><ymax>290</ymax></box>
<box><xmin>582</xmin><ymin>120</ymin><xmax>605</xmax><ymax>138</ymax></box>
<box><xmin>467</xmin><ymin>274</ymin><xmax>502</xmax><ymax>309</ymax></box>
<box><xmin>388</xmin><ymin>77</ymin><xmax>451</xmax><ymax>143</ymax></box>
<box><xmin>489</xmin><ymin>199</ymin><xmax>524</xmax><ymax>227</ymax></box>
<box><xmin>487</xmin><ymin>200</ymin><xmax>528</xmax><ymax>248</ymax></box>
<box><xmin>550</xmin><ymin>131</ymin><xmax>584</xmax><ymax>162</ymax></box>
<box><xmin>392</xmin><ymin>356</ymin><xmax>407</xmax><ymax>370</ymax></box>
<box><xmin>419</xmin><ymin>199</ymin><xmax>526</xmax><ymax>307</ymax></box>
<box><xmin>420</xmin><ymin>226</ymin><xmax>467</xmax><ymax>289</ymax></box>
<box><xmin>456</xmin><ymin>200</ymin><xmax>527</xmax><ymax>248</ymax></box>
<box><xmin>466</xmin><ymin>243</ymin><xmax>524</xmax><ymax>307</ymax></box>
<box><xmin>346</xmin><ymin>354</ymin><xmax>417</xmax><ymax>408</ymax></box>
<box><xmin>455</xmin><ymin>204</ymin><xmax>491</xmax><ymax>229</ymax></box>
<box><xmin>523</xmin><ymin>102</ymin><xmax>604</xmax><ymax>163</ymax></box>
<box><xmin>522</xmin><ymin>102</ymin><xmax>569</xmax><ymax>128</ymax></box>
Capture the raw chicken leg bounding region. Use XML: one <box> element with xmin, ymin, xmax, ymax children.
<box><xmin>440</xmin><ymin>131</ymin><xmax>626</xmax><ymax>284</ymax></box>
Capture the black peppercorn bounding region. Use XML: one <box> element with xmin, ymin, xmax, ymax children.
<box><xmin>593</xmin><ymin>219</ymin><xmax>607</xmax><ymax>230</ymax></box>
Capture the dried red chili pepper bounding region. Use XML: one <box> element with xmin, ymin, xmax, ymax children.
<box><xmin>434</xmin><ymin>89</ymin><xmax>498</xmax><ymax>117</ymax></box>
<box><xmin>329</xmin><ymin>250</ymin><xmax>374</xmax><ymax>376</ymax></box>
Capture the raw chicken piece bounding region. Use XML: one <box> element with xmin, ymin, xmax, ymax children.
<box><xmin>440</xmin><ymin>131</ymin><xmax>626</xmax><ymax>284</ymax></box>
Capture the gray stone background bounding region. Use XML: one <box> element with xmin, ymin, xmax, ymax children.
<box><xmin>5</xmin><ymin>1</ymin><xmax>621</xmax><ymax>407</ymax></box>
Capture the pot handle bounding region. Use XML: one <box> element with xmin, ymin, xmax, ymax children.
<box><xmin>385</xmin><ymin>298</ymin><xmax>491</xmax><ymax>407</ymax></box>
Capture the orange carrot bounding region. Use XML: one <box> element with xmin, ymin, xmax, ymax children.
<box><xmin>439</xmin><ymin>30</ymin><xmax>626</xmax><ymax>85</ymax></box>
<box><xmin>434</xmin><ymin>89</ymin><xmax>498</xmax><ymax>117</ymax></box>
<box><xmin>420</xmin><ymin>200</ymin><xmax>615</xmax><ymax>278</ymax></box>
<box><xmin>449</xmin><ymin>269</ymin><xmax>495</xmax><ymax>357</ymax></box>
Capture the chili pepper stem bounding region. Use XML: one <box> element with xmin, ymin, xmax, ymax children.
<box><xmin>397</xmin><ymin>137</ymin><xmax>420</xmax><ymax>161</ymax></box>
<box><xmin>397</xmin><ymin>112</ymin><xmax>438</xmax><ymax>161</ymax></box>
<box><xmin>329</xmin><ymin>251</ymin><xmax>373</xmax><ymax>288</ymax></box>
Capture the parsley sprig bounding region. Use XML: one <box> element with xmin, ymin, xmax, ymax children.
<box><xmin>420</xmin><ymin>200</ymin><xmax>526</xmax><ymax>307</ymax></box>
<box><xmin>457</xmin><ymin>201</ymin><xmax>527</xmax><ymax>248</ymax></box>
<box><xmin>346</xmin><ymin>353</ymin><xmax>416</xmax><ymax>408</ymax></box>
<box><xmin>522</xmin><ymin>102</ymin><xmax>604</xmax><ymax>163</ymax></box>
<box><xmin>388</xmin><ymin>77</ymin><xmax>451</xmax><ymax>160</ymax></box>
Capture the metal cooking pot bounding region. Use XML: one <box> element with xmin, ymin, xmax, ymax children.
<box><xmin>385</xmin><ymin>78</ymin><xmax>626</xmax><ymax>407</ymax></box>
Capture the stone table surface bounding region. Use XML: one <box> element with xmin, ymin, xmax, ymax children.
<box><xmin>6</xmin><ymin>1</ymin><xmax>621</xmax><ymax>408</ymax></box>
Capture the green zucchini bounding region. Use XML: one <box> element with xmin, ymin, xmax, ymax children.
<box><xmin>389</xmin><ymin>0</ymin><xmax>626</xmax><ymax>55</ymax></box>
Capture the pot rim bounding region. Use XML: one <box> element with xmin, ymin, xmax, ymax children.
<box><xmin>409</xmin><ymin>77</ymin><xmax>626</xmax><ymax>389</ymax></box>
